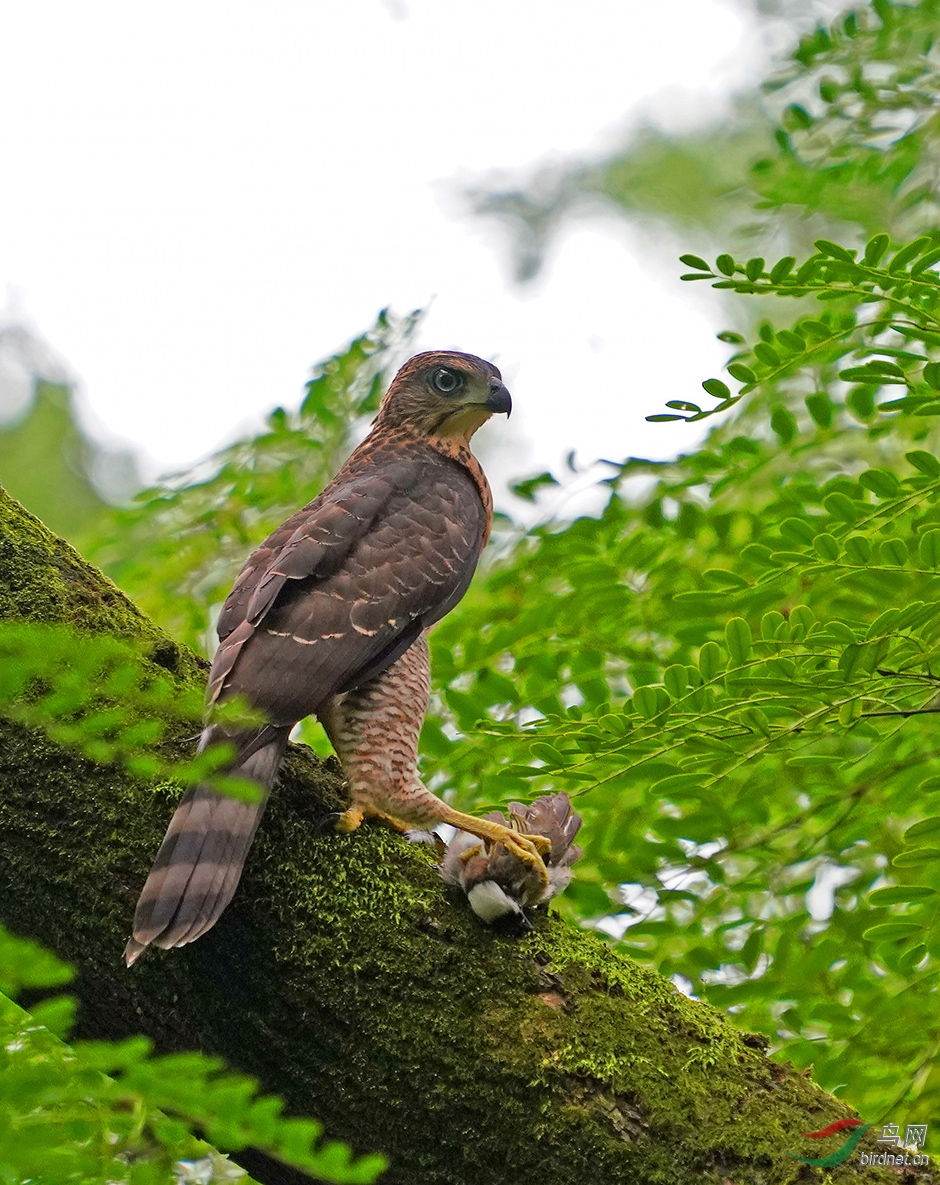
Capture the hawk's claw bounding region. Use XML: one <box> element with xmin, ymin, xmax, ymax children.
<box><xmin>316</xmin><ymin>806</ymin><xmax>364</xmax><ymax>836</ymax></box>
<box><xmin>315</xmin><ymin>811</ymin><xmax>343</xmax><ymax>835</ymax></box>
<box><xmin>516</xmin><ymin>833</ymin><xmax>551</xmax><ymax>860</ymax></box>
<box><xmin>505</xmin><ymin>834</ymin><xmax>551</xmax><ymax>883</ymax></box>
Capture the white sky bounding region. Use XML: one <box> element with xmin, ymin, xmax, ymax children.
<box><xmin>0</xmin><ymin>0</ymin><xmax>770</xmax><ymax>493</ymax></box>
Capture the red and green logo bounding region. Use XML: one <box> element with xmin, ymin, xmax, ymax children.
<box><xmin>788</xmin><ymin>1118</ymin><xmax>872</xmax><ymax>1167</ymax></box>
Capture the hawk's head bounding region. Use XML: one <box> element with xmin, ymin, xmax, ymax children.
<box><xmin>376</xmin><ymin>350</ymin><xmax>512</xmax><ymax>441</ymax></box>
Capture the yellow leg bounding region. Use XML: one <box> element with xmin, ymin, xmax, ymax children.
<box><xmin>369</xmin><ymin>810</ymin><xmax>416</xmax><ymax>835</ymax></box>
<box><xmin>319</xmin><ymin>636</ymin><xmax>551</xmax><ymax>893</ymax></box>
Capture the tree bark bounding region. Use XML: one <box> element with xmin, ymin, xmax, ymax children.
<box><xmin>0</xmin><ymin>484</ymin><xmax>904</xmax><ymax>1185</ymax></box>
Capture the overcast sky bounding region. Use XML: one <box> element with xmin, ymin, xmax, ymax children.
<box><xmin>1</xmin><ymin>0</ymin><xmax>774</xmax><ymax>493</ymax></box>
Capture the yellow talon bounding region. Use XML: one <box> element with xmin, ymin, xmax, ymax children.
<box><xmin>332</xmin><ymin>805</ymin><xmax>365</xmax><ymax>834</ymax></box>
<box><xmin>503</xmin><ymin>834</ymin><xmax>551</xmax><ymax>885</ymax></box>
<box><xmin>516</xmin><ymin>833</ymin><xmax>551</xmax><ymax>858</ymax></box>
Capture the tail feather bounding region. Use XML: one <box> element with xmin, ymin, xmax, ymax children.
<box><xmin>125</xmin><ymin>725</ymin><xmax>289</xmax><ymax>965</ymax></box>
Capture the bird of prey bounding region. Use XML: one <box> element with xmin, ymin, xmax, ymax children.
<box><xmin>126</xmin><ymin>350</ymin><xmax>550</xmax><ymax>964</ymax></box>
<box><xmin>439</xmin><ymin>793</ymin><xmax>582</xmax><ymax>932</ymax></box>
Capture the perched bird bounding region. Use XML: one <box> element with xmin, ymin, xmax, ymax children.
<box><xmin>126</xmin><ymin>350</ymin><xmax>551</xmax><ymax>965</ymax></box>
<box><xmin>439</xmin><ymin>793</ymin><xmax>583</xmax><ymax>932</ymax></box>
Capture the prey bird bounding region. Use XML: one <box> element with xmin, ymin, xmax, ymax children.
<box><xmin>439</xmin><ymin>793</ymin><xmax>582</xmax><ymax>932</ymax></box>
<box><xmin>125</xmin><ymin>350</ymin><xmax>550</xmax><ymax>965</ymax></box>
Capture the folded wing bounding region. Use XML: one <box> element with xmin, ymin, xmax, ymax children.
<box><xmin>209</xmin><ymin>444</ymin><xmax>488</xmax><ymax>724</ymax></box>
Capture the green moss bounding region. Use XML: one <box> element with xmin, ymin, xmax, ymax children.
<box><xmin>0</xmin><ymin>482</ymin><xmax>906</xmax><ymax>1184</ymax></box>
<box><xmin>0</xmin><ymin>484</ymin><xmax>203</xmax><ymax>681</ymax></box>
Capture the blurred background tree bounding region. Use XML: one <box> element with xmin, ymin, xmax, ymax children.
<box><xmin>0</xmin><ymin>320</ymin><xmax>139</xmax><ymax>539</ymax></box>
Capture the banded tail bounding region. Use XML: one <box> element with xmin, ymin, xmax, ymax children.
<box><xmin>124</xmin><ymin>725</ymin><xmax>290</xmax><ymax>965</ymax></box>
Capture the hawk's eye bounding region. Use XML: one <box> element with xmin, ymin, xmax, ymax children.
<box><xmin>430</xmin><ymin>367</ymin><xmax>464</xmax><ymax>396</ymax></box>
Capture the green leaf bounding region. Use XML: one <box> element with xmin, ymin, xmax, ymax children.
<box><xmin>715</xmin><ymin>254</ymin><xmax>735</xmax><ymax>276</ymax></box>
<box><xmin>857</xmin><ymin>468</ymin><xmax>900</xmax><ymax>498</ymax></box>
<box><xmin>907</xmin><ymin>450</ymin><xmax>940</xmax><ymax>477</ymax></box>
<box><xmin>814</xmin><ymin>239</ymin><xmax>854</xmax><ymax>261</ymax></box>
<box><xmin>663</xmin><ymin>664</ymin><xmax>688</xmax><ymax>699</ymax></box>
<box><xmin>702</xmin><ymin>378</ymin><xmax>731</xmax><ymax>399</ymax></box>
<box><xmin>754</xmin><ymin>342</ymin><xmax>780</xmax><ymax>367</ymax></box>
<box><xmin>679</xmin><ymin>254</ymin><xmax>711</xmax><ymax>271</ymax></box>
<box><xmin>511</xmin><ymin>472</ymin><xmax>560</xmax><ymax>502</ymax></box>
<box><xmin>898</xmin><ymin>944</ymin><xmax>928</xmax><ymax>974</ymax></box>
<box><xmin>823</xmin><ymin>492</ymin><xmax>857</xmax><ymax>522</ymax></box>
<box><xmin>844</xmin><ymin>535</ymin><xmax>872</xmax><ymax>564</ymax></box>
<box><xmin>905</xmin><ymin>816</ymin><xmax>940</xmax><ymax>841</ymax></box>
<box><xmin>838</xmin><ymin>699</ymin><xmax>862</xmax><ymax>727</ymax></box>
<box><xmin>653</xmin><ymin>774</ymin><xmax>702</xmax><ymax>798</ymax></box>
<box><xmin>863</xmin><ymin>922</ymin><xmax>924</xmax><ymax>941</ymax></box>
<box><xmin>633</xmin><ymin>685</ymin><xmax>668</xmax><ymax>719</ymax></box>
<box><xmin>892</xmin><ymin>847</ymin><xmax>940</xmax><ymax>866</ymax></box>
<box><xmin>737</xmin><ymin>705</ymin><xmax>771</xmax><ymax>735</ymax></box>
<box><xmin>702</xmin><ymin>569</ymin><xmax>748</xmax><ymax>589</ymax></box>
<box><xmin>698</xmin><ymin>641</ymin><xmax>723</xmax><ymax>681</ymax></box>
<box><xmin>839</xmin><ymin>642</ymin><xmax>879</xmax><ymax>680</ymax></box>
<box><xmin>911</xmin><ymin>247</ymin><xmax>940</xmax><ymax>275</ymax></box>
<box><xmin>784</xmin><ymin>104</ymin><xmax>813</xmax><ymax>130</ymax></box>
<box><xmin>863</xmin><ymin>234</ymin><xmax>889</xmax><ymax>266</ymax></box>
<box><xmin>868</xmin><ymin>885</ymin><xmax>937</xmax><ymax>906</ymax></box>
<box><xmin>780</xmin><ymin>517</ymin><xmax>814</xmax><ymax>545</ymax></box>
<box><xmin>776</xmin><ymin>330</ymin><xmax>805</xmax><ymax>352</ymax></box>
<box><xmin>725</xmin><ymin>617</ymin><xmax>752</xmax><ymax>664</ymax></box>
<box><xmin>769</xmin><ymin>256</ymin><xmax>796</xmax><ymax>283</ymax></box>
<box><xmin>770</xmin><ymin>406</ymin><xmax>797</xmax><ymax>444</ymax></box>
<box><xmin>918</xmin><ymin>528</ymin><xmax>940</xmax><ymax>567</ymax></box>
<box><xmin>889</xmin><ymin>236</ymin><xmax>932</xmax><ymax>272</ymax></box>
<box><xmin>805</xmin><ymin>393</ymin><xmax>833</xmax><ymax>427</ymax></box>
<box><xmin>760</xmin><ymin>611</ymin><xmax>785</xmax><ymax>640</ymax></box>
<box><xmin>813</xmin><ymin>533</ymin><xmax>840</xmax><ymax>561</ymax></box>
<box><xmin>879</xmin><ymin>537</ymin><xmax>908</xmax><ymax>566</ymax></box>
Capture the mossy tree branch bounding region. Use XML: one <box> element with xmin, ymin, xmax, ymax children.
<box><xmin>0</xmin><ymin>484</ymin><xmax>903</xmax><ymax>1185</ymax></box>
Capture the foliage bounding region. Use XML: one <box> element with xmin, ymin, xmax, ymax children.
<box><xmin>754</xmin><ymin>0</ymin><xmax>940</xmax><ymax>238</ymax></box>
<box><xmin>0</xmin><ymin>924</ymin><xmax>387</xmax><ymax>1184</ymax></box>
<box><xmin>469</xmin><ymin>0</ymin><xmax>940</xmax><ymax>279</ymax></box>
<box><xmin>0</xmin><ymin>622</ymin><xmax>264</xmax><ymax>802</ymax></box>
<box><xmin>86</xmin><ymin>309</ymin><xmax>420</xmax><ymax>653</ymax></box>
<box><xmin>0</xmin><ymin>382</ymin><xmax>109</xmax><ymax>541</ymax></box>
<box><xmin>660</xmin><ymin>231</ymin><xmax>940</xmax><ymax>425</ymax></box>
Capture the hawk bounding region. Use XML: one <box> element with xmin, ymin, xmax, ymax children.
<box><xmin>126</xmin><ymin>350</ymin><xmax>550</xmax><ymax>964</ymax></box>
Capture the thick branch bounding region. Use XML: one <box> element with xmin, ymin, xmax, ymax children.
<box><xmin>0</xmin><ymin>485</ymin><xmax>900</xmax><ymax>1185</ymax></box>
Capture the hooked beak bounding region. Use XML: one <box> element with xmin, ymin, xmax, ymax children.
<box><xmin>486</xmin><ymin>380</ymin><xmax>512</xmax><ymax>417</ymax></box>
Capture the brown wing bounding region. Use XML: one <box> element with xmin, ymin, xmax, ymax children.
<box><xmin>208</xmin><ymin>443</ymin><xmax>487</xmax><ymax>724</ymax></box>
